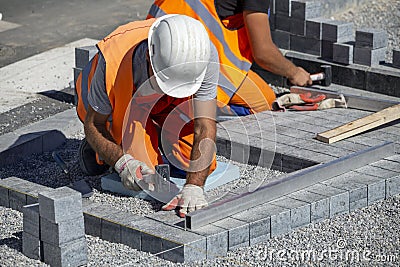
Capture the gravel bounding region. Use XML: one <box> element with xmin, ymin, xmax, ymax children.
<box><xmin>1</xmin><ymin>1</ymin><xmax>400</xmax><ymax>266</ymax></box>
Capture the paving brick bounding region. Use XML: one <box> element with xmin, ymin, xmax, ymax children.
<box><xmin>212</xmin><ymin>217</ymin><xmax>249</xmax><ymax>251</ymax></box>
<box><xmin>38</xmin><ymin>187</ymin><xmax>82</xmax><ymax>223</ymax></box>
<box><xmin>354</xmin><ymin>165</ymin><xmax>399</xmax><ymax>179</ymax></box>
<box><xmin>8</xmin><ymin>189</ymin><xmax>27</xmax><ymax>212</ymax></box>
<box><xmin>192</xmin><ymin>224</ymin><xmax>228</xmax><ymax>259</ymax></box>
<box><xmin>275</xmin><ymin>0</ymin><xmax>292</xmax><ymax>16</ymax></box>
<box><xmin>307</xmin><ymin>184</ymin><xmax>349</xmax><ymax>217</ymax></box>
<box><xmin>101</xmin><ymin>210</ymin><xmax>142</xmax><ymax>244</ymax></box>
<box><xmin>354</xmin><ymin>47</ymin><xmax>386</xmax><ymax>66</ymax></box>
<box><xmin>0</xmin><ymin>133</ymin><xmax>43</xmax><ymax>167</ymax></box>
<box><xmin>306</xmin><ymin>17</ymin><xmax>329</xmax><ymax>39</ymax></box>
<box><xmin>393</xmin><ymin>49</ymin><xmax>400</xmax><ymax>68</ymax></box>
<box><xmin>22</xmin><ymin>231</ymin><xmax>41</xmax><ymax>261</ymax></box>
<box><xmin>82</xmin><ymin>203</ymin><xmax>119</xmax><ymax>238</ymax></box>
<box><xmin>22</xmin><ymin>203</ymin><xmax>40</xmax><ymax>237</ymax></box>
<box><xmin>355</xmin><ymin>28</ymin><xmax>388</xmax><ymax>49</ymax></box>
<box><xmin>386</xmin><ymin>175</ymin><xmax>400</xmax><ymax>197</ymax></box>
<box><xmin>0</xmin><ymin>177</ymin><xmax>26</xmax><ymax>207</ymax></box>
<box><xmin>42</xmin><ymin>237</ymin><xmax>88</xmax><ymax>267</ymax></box>
<box><xmin>371</xmin><ymin>159</ymin><xmax>400</xmax><ymax>173</ymax></box>
<box><xmin>270</xmin><ymin>196</ymin><xmax>310</xmax><ymax>229</ymax></box>
<box><xmin>333</xmin><ymin>42</ymin><xmax>354</xmax><ymax>65</ymax></box>
<box><xmin>40</xmin><ymin>215</ymin><xmax>85</xmax><ymax>246</ymax></box>
<box><xmin>331</xmin><ymin>63</ymin><xmax>368</xmax><ymax>89</ymax></box>
<box><xmin>322</xmin><ymin>20</ymin><xmax>354</xmax><ymax>42</ymax></box>
<box><xmin>290</xmin><ymin>35</ymin><xmax>321</xmax><ymax>56</ymax></box>
<box><xmin>275</xmin><ymin>14</ymin><xmax>291</xmax><ymax>32</ymax></box>
<box><xmin>75</xmin><ymin>45</ymin><xmax>98</xmax><ymax>69</ymax></box>
<box><xmin>291</xmin><ymin>0</ymin><xmax>321</xmax><ymax>20</ymax></box>
<box><xmin>251</xmin><ymin>63</ymin><xmax>285</xmax><ymax>87</ymax></box>
<box><xmin>290</xmin><ymin>18</ymin><xmax>306</xmax><ymax>36</ymax></box>
<box><xmin>288</xmin><ymin>189</ymin><xmax>329</xmax><ymax>222</ymax></box>
<box><xmin>146</xmin><ymin>210</ymin><xmax>185</xmax><ymax>227</ymax></box>
<box><xmin>269</xmin><ymin>13</ymin><xmax>276</xmax><ymax>30</ymax></box>
<box><xmin>321</xmin><ymin>40</ymin><xmax>334</xmax><ymax>60</ymax></box>
<box><xmin>271</xmin><ymin>30</ymin><xmax>290</xmax><ymax>50</ymax></box>
<box><xmin>322</xmin><ymin>174</ymin><xmax>367</xmax><ymax>212</ymax></box>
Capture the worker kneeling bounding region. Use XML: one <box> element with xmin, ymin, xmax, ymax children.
<box><xmin>75</xmin><ymin>15</ymin><xmax>219</xmax><ymax>217</ymax></box>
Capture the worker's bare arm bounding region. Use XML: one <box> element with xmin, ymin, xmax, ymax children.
<box><xmin>243</xmin><ymin>10</ymin><xmax>312</xmax><ymax>86</ymax></box>
<box><xmin>185</xmin><ymin>99</ymin><xmax>217</xmax><ymax>187</ymax></box>
<box><xmin>84</xmin><ymin>105</ymin><xmax>123</xmax><ymax>167</ymax></box>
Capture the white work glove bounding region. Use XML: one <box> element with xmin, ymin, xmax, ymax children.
<box><xmin>162</xmin><ymin>184</ymin><xmax>208</xmax><ymax>218</ymax></box>
<box><xmin>114</xmin><ymin>154</ymin><xmax>153</xmax><ymax>191</ymax></box>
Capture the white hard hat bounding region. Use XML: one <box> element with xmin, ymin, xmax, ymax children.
<box><xmin>148</xmin><ymin>14</ymin><xmax>211</xmax><ymax>98</ymax></box>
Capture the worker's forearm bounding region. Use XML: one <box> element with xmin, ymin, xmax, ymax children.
<box><xmin>84</xmin><ymin>121</ymin><xmax>123</xmax><ymax>167</ymax></box>
<box><xmin>185</xmin><ymin>118</ymin><xmax>216</xmax><ymax>187</ymax></box>
<box><xmin>254</xmin><ymin>44</ymin><xmax>297</xmax><ymax>79</ymax></box>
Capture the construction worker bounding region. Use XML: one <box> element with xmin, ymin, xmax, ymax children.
<box><xmin>75</xmin><ymin>15</ymin><xmax>219</xmax><ymax>217</ymax></box>
<box><xmin>147</xmin><ymin>0</ymin><xmax>313</xmax><ymax>115</ymax></box>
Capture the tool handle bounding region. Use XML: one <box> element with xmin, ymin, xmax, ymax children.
<box><xmin>310</xmin><ymin>72</ymin><xmax>325</xmax><ymax>82</ymax></box>
<box><xmin>52</xmin><ymin>152</ymin><xmax>69</xmax><ymax>174</ymax></box>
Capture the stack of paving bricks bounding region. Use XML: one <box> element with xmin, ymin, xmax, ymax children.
<box><xmin>22</xmin><ymin>187</ymin><xmax>88</xmax><ymax>266</ymax></box>
<box><xmin>264</xmin><ymin>0</ymin><xmax>400</xmax><ymax>97</ymax></box>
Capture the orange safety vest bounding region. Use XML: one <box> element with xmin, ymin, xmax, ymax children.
<box><xmin>147</xmin><ymin>0</ymin><xmax>253</xmax><ymax>105</ymax></box>
<box><xmin>75</xmin><ymin>18</ymin><xmax>187</xmax><ymax>146</ymax></box>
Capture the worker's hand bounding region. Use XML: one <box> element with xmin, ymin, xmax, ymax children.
<box><xmin>162</xmin><ymin>184</ymin><xmax>207</xmax><ymax>217</ymax></box>
<box><xmin>114</xmin><ymin>154</ymin><xmax>154</xmax><ymax>191</ymax></box>
<box><xmin>288</xmin><ymin>67</ymin><xmax>313</xmax><ymax>87</ymax></box>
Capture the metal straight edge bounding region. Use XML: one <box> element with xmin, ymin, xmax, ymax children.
<box><xmin>185</xmin><ymin>142</ymin><xmax>395</xmax><ymax>230</ymax></box>
<box><xmin>290</xmin><ymin>86</ymin><xmax>400</xmax><ymax>112</ymax></box>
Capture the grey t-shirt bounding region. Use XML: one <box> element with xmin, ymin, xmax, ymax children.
<box><xmin>88</xmin><ymin>41</ymin><xmax>219</xmax><ymax>115</ymax></box>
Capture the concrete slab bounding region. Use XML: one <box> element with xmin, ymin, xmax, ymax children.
<box><xmin>0</xmin><ymin>38</ymin><xmax>98</xmax><ymax>113</ymax></box>
<box><xmin>191</xmin><ymin>224</ymin><xmax>228</xmax><ymax>259</ymax></box>
<box><xmin>212</xmin><ymin>218</ymin><xmax>249</xmax><ymax>251</ymax></box>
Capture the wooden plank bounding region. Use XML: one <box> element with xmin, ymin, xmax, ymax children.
<box><xmin>316</xmin><ymin>104</ymin><xmax>400</xmax><ymax>144</ymax></box>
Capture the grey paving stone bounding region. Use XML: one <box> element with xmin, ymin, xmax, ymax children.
<box><xmin>371</xmin><ymin>160</ymin><xmax>400</xmax><ymax>173</ymax></box>
<box><xmin>192</xmin><ymin>224</ymin><xmax>228</xmax><ymax>259</ymax></box>
<box><xmin>232</xmin><ymin>203</ymin><xmax>290</xmax><ymax>245</ymax></box>
<box><xmin>288</xmin><ymin>189</ymin><xmax>329</xmax><ymax>222</ymax></box>
<box><xmin>0</xmin><ymin>177</ymin><xmax>26</xmax><ymax>207</ymax></box>
<box><xmin>0</xmin><ymin>133</ymin><xmax>43</xmax><ymax>167</ymax></box>
<box><xmin>331</xmin><ymin>63</ymin><xmax>368</xmax><ymax>90</ymax></box>
<box><xmin>269</xmin><ymin>13</ymin><xmax>276</xmax><ymax>30</ymax></box>
<box><xmin>306</xmin><ymin>17</ymin><xmax>330</xmax><ymax>39</ymax></box>
<box><xmin>212</xmin><ymin>217</ymin><xmax>249</xmax><ymax>251</ymax></box>
<box><xmin>354</xmin><ymin>165</ymin><xmax>399</xmax><ymax>179</ymax></box>
<box><xmin>9</xmin><ymin>189</ymin><xmax>27</xmax><ymax>212</ymax></box>
<box><xmin>322</xmin><ymin>174</ymin><xmax>368</xmax><ymax>212</ymax></box>
<box><xmin>386</xmin><ymin>175</ymin><xmax>400</xmax><ymax>197</ymax></box>
<box><xmin>40</xmin><ymin>215</ymin><xmax>85</xmax><ymax>246</ymax></box>
<box><xmin>355</xmin><ymin>28</ymin><xmax>388</xmax><ymax>49</ymax></box>
<box><xmin>322</xmin><ymin>20</ymin><xmax>354</xmax><ymax>42</ymax></box>
<box><xmin>38</xmin><ymin>187</ymin><xmax>83</xmax><ymax>223</ymax></box>
<box><xmin>393</xmin><ymin>49</ymin><xmax>400</xmax><ymax>68</ymax></box>
<box><xmin>42</xmin><ymin>237</ymin><xmax>88</xmax><ymax>267</ymax></box>
<box><xmin>386</xmin><ymin>154</ymin><xmax>400</xmax><ymax>164</ymax></box>
<box><xmin>270</xmin><ymin>205</ymin><xmax>291</xmax><ymax>237</ymax></box>
<box><xmin>291</xmin><ymin>0</ymin><xmax>321</xmax><ymax>20</ymax></box>
<box><xmin>333</xmin><ymin>42</ymin><xmax>354</xmax><ymax>65</ymax></box>
<box><xmin>354</xmin><ymin>47</ymin><xmax>386</xmax><ymax>66</ymax></box>
<box><xmin>290</xmin><ymin>18</ymin><xmax>306</xmax><ymax>36</ymax></box>
<box><xmin>101</xmin><ymin>210</ymin><xmax>143</xmax><ymax>244</ymax></box>
<box><xmin>290</xmin><ymin>35</ymin><xmax>321</xmax><ymax>56</ymax></box>
<box><xmin>160</xmin><ymin>231</ymin><xmax>206</xmax><ymax>263</ymax></box>
<box><xmin>307</xmin><ymin>184</ymin><xmax>350</xmax><ymax>217</ymax></box>
<box><xmin>22</xmin><ymin>203</ymin><xmax>40</xmax><ymax>237</ymax></box>
<box><xmin>275</xmin><ymin>14</ymin><xmax>291</xmax><ymax>32</ymax></box>
<box><xmin>0</xmin><ymin>187</ymin><xmax>9</xmax><ymax>207</ymax></box>
<box><xmin>82</xmin><ymin>203</ymin><xmax>119</xmax><ymax>238</ymax></box>
<box><xmin>75</xmin><ymin>45</ymin><xmax>98</xmax><ymax>69</ymax></box>
<box><xmin>22</xmin><ymin>231</ymin><xmax>41</xmax><ymax>261</ymax></box>
<box><xmin>270</xmin><ymin>196</ymin><xmax>310</xmax><ymax>229</ymax></box>
<box><xmin>275</xmin><ymin>0</ymin><xmax>292</xmax><ymax>16</ymax></box>
<box><xmin>146</xmin><ymin>210</ymin><xmax>185</xmax><ymax>227</ymax></box>
<box><xmin>321</xmin><ymin>40</ymin><xmax>334</xmax><ymax>60</ymax></box>
<box><xmin>272</xmin><ymin>29</ymin><xmax>291</xmax><ymax>50</ymax></box>
<box><xmin>365</xmin><ymin>67</ymin><xmax>400</xmax><ymax>97</ymax></box>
